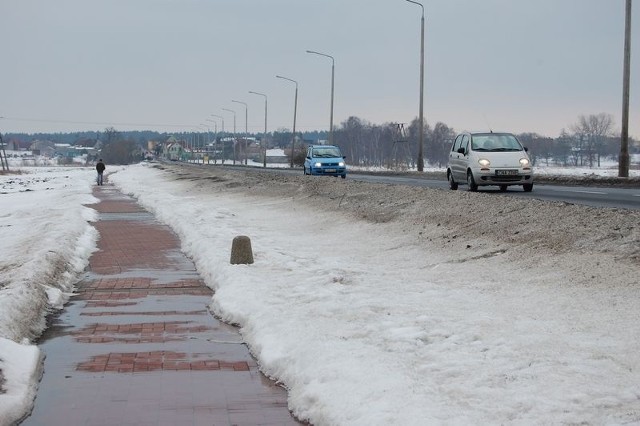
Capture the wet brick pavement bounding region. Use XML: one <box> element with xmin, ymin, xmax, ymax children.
<box><xmin>22</xmin><ymin>184</ymin><xmax>303</xmax><ymax>426</ymax></box>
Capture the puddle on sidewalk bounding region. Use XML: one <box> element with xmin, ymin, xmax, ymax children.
<box><xmin>27</xmin><ymin>274</ymin><xmax>303</xmax><ymax>425</ymax></box>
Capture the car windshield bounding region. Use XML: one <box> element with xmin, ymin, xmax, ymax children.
<box><xmin>471</xmin><ymin>134</ymin><xmax>523</xmax><ymax>151</ymax></box>
<box><xmin>313</xmin><ymin>148</ymin><xmax>341</xmax><ymax>157</ymax></box>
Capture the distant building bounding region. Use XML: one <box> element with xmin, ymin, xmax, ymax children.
<box><xmin>30</xmin><ymin>140</ymin><xmax>56</xmax><ymax>157</ymax></box>
<box><xmin>164</xmin><ymin>137</ymin><xmax>185</xmax><ymax>161</ymax></box>
<box><xmin>54</xmin><ymin>143</ymin><xmax>75</xmax><ymax>158</ymax></box>
<box><xmin>74</xmin><ymin>138</ymin><xmax>100</xmax><ymax>159</ymax></box>
<box><xmin>5</xmin><ymin>139</ymin><xmax>31</xmax><ymax>151</ymax></box>
<box><xmin>74</xmin><ymin>138</ymin><xmax>99</xmax><ymax>149</ymax></box>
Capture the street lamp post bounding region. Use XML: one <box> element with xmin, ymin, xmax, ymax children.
<box><xmin>222</xmin><ymin>108</ymin><xmax>237</xmax><ymax>164</ymax></box>
<box><xmin>205</xmin><ymin>119</ymin><xmax>218</xmax><ymax>164</ymax></box>
<box><xmin>195</xmin><ymin>126</ymin><xmax>205</xmax><ymax>164</ymax></box>
<box><xmin>276</xmin><ymin>75</ymin><xmax>298</xmax><ymax>168</ymax></box>
<box><xmin>199</xmin><ymin>123</ymin><xmax>210</xmax><ymax>164</ymax></box>
<box><xmin>210</xmin><ymin>114</ymin><xmax>224</xmax><ymax>133</ymax></box>
<box><xmin>249</xmin><ymin>91</ymin><xmax>268</xmax><ymax>168</ymax></box>
<box><xmin>306</xmin><ymin>50</ymin><xmax>335</xmax><ymax>145</ymax></box>
<box><xmin>210</xmin><ymin>114</ymin><xmax>224</xmax><ymax>164</ymax></box>
<box><xmin>191</xmin><ymin>128</ymin><xmax>200</xmax><ymax>163</ymax></box>
<box><xmin>205</xmin><ymin>118</ymin><xmax>218</xmax><ymax>134</ymax></box>
<box><xmin>405</xmin><ymin>0</ymin><xmax>425</xmax><ymax>172</ymax></box>
<box><xmin>190</xmin><ymin>130</ymin><xmax>195</xmax><ymax>161</ymax></box>
<box><xmin>184</xmin><ymin>131</ymin><xmax>190</xmax><ymax>161</ymax></box>
<box><xmin>232</xmin><ymin>100</ymin><xmax>249</xmax><ymax>164</ymax></box>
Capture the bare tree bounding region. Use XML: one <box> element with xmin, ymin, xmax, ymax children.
<box><xmin>570</xmin><ymin>113</ymin><xmax>615</xmax><ymax>167</ymax></box>
<box><xmin>102</xmin><ymin>127</ymin><xmax>120</xmax><ymax>147</ymax></box>
<box><xmin>553</xmin><ymin>130</ymin><xmax>574</xmax><ymax>166</ymax></box>
<box><xmin>428</xmin><ymin>122</ymin><xmax>456</xmax><ymax>168</ymax></box>
<box><xmin>339</xmin><ymin>116</ymin><xmax>367</xmax><ymax>166</ymax></box>
<box><xmin>517</xmin><ymin>133</ymin><xmax>555</xmax><ymax>166</ymax></box>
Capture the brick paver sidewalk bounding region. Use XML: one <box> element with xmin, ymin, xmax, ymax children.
<box><xmin>23</xmin><ymin>184</ymin><xmax>303</xmax><ymax>426</ymax></box>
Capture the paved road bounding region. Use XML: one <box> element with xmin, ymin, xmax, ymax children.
<box><xmin>346</xmin><ymin>173</ymin><xmax>640</xmax><ymax>210</ymax></box>
<box><xmin>260</xmin><ymin>166</ymin><xmax>640</xmax><ymax>210</ymax></box>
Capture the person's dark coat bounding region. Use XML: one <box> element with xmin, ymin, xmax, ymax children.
<box><xmin>96</xmin><ymin>160</ymin><xmax>105</xmax><ymax>173</ymax></box>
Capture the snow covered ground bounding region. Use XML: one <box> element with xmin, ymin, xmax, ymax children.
<box><xmin>1</xmin><ymin>161</ymin><xmax>639</xmax><ymax>425</ymax></box>
<box><xmin>0</xmin><ymin>167</ymin><xmax>98</xmax><ymax>425</ymax></box>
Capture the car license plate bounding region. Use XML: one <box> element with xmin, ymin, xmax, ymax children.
<box><xmin>325</xmin><ymin>169</ymin><xmax>336</xmax><ymax>173</ymax></box>
<box><xmin>496</xmin><ymin>170</ymin><xmax>518</xmax><ymax>176</ymax></box>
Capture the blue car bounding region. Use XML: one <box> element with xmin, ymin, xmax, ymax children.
<box><xmin>303</xmin><ymin>145</ymin><xmax>347</xmax><ymax>178</ymax></box>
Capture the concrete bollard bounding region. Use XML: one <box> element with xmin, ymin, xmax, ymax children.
<box><xmin>230</xmin><ymin>236</ymin><xmax>254</xmax><ymax>265</ymax></box>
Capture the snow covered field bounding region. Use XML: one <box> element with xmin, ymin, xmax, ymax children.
<box><xmin>0</xmin><ymin>167</ymin><xmax>98</xmax><ymax>425</ymax></box>
<box><xmin>1</xmin><ymin>162</ymin><xmax>639</xmax><ymax>425</ymax></box>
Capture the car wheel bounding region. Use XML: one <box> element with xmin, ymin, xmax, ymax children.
<box><xmin>447</xmin><ymin>171</ymin><xmax>458</xmax><ymax>190</ymax></box>
<box><xmin>467</xmin><ymin>171</ymin><xmax>478</xmax><ymax>192</ymax></box>
<box><xmin>341</xmin><ymin>174</ymin><xmax>346</xmax><ymax>179</ymax></box>
<box><xmin>523</xmin><ymin>183</ymin><xmax>533</xmax><ymax>192</ymax></box>
<box><xmin>499</xmin><ymin>185</ymin><xmax>507</xmax><ymax>192</ymax></box>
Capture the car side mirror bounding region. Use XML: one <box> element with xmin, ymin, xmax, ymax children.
<box><xmin>343</xmin><ymin>156</ymin><xmax>347</xmax><ymax>159</ymax></box>
<box><xmin>457</xmin><ymin>147</ymin><xmax>465</xmax><ymax>154</ymax></box>
<box><xmin>524</xmin><ymin>147</ymin><xmax>529</xmax><ymax>152</ymax></box>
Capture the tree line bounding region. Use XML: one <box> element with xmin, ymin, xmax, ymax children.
<box><xmin>4</xmin><ymin>113</ymin><xmax>637</xmax><ymax>167</ymax></box>
<box><xmin>329</xmin><ymin>113</ymin><xmax>636</xmax><ymax>170</ymax></box>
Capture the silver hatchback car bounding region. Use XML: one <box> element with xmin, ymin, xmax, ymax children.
<box><xmin>447</xmin><ymin>132</ymin><xmax>533</xmax><ymax>192</ymax></box>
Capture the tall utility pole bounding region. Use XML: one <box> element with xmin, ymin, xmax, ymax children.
<box><xmin>406</xmin><ymin>0</ymin><xmax>425</xmax><ymax>172</ymax></box>
<box><xmin>0</xmin><ymin>133</ymin><xmax>9</xmax><ymax>171</ymax></box>
<box><xmin>619</xmin><ymin>0</ymin><xmax>632</xmax><ymax>178</ymax></box>
<box><xmin>0</xmin><ymin>116</ymin><xmax>10</xmax><ymax>171</ymax></box>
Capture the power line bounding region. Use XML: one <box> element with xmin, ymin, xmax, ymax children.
<box><xmin>0</xmin><ymin>115</ymin><xmax>335</xmax><ymax>133</ymax></box>
<box><xmin>1</xmin><ymin>116</ymin><xmax>193</xmax><ymax>129</ymax></box>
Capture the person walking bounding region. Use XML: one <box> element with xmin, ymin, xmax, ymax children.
<box><xmin>96</xmin><ymin>158</ymin><xmax>105</xmax><ymax>185</ymax></box>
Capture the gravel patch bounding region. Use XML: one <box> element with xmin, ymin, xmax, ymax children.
<box><xmin>154</xmin><ymin>163</ymin><xmax>640</xmax><ymax>289</ymax></box>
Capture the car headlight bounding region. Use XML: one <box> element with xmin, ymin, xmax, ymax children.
<box><xmin>519</xmin><ymin>158</ymin><xmax>530</xmax><ymax>167</ymax></box>
<box><xmin>338</xmin><ymin>162</ymin><xmax>345</xmax><ymax>167</ymax></box>
<box><xmin>478</xmin><ymin>158</ymin><xmax>491</xmax><ymax>167</ymax></box>
<box><xmin>314</xmin><ymin>162</ymin><xmax>322</xmax><ymax>168</ymax></box>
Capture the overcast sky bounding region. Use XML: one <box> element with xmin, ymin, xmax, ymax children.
<box><xmin>1</xmin><ymin>0</ymin><xmax>638</xmax><ymax>138</ymax></box>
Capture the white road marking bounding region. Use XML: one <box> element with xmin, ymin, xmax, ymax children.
<box><xmin>553</xmin><ymin>189</ymin><xmax>608</xmax><ymax>195</ymax></box>
<box><xmin>573</xmin><ymin>190</ymin><xmax>607</xmax><ymax>195</ymax></box>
